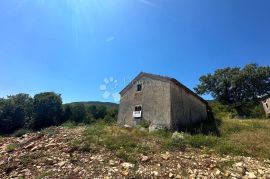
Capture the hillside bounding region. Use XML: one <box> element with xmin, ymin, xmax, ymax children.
<box><xmin>1</xmin><ymin>119</ymin><xmax>270</xmax><ymax>178</ymax></box>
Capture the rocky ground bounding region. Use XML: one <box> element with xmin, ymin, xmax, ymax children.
<box><xmin>0</xmin><ymin>127</ymin><xmax>270</xmax><ymax>179</ymax></box>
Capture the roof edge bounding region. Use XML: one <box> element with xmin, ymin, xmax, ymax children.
<box><xmin>119</xmin><ymin>72</ymin><xmax>208</xmax><ymax>105</ymax></box>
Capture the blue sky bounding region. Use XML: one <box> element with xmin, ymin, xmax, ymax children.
<box><xmin>0</xmin><ymin>0</ymin><xmax>270</xmax><ymax>103</ymax></box>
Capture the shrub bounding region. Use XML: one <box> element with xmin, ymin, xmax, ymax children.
<box><xmin>140</xmin><ymin>120</ymin><xmax>151</xmax><ymax>128</ymax></box>
<box><xmin>185</xmin><ymin>135</ymin><xmax>218</xmax><ymax>148</ymax></box>
<box><xmin>12</xmin><ymin>129</ymin><xmax>32</xmax><ymax>137</ymax></box>
<box><xmin>32</xmin><ymin>92</ymin><xmax>63</xmax><ymax>130</ymax></box>
<box><xmin>166</xmin><ymin>137</ymin><xmax>187</xmax><ymax>151</ymax></box>
<box><xmin>70</xmin><ymin>104</ymin><xmax>87</xmax><ymax>123</ymax></box>
<box><xmin>6</xmin><ymin>143</ymin><xmax>17</xmax><ymax>152</ymax></box>
<box><xmin>40</xmin><ymin>128</ymin><xmax>59</xmax><ymax>137</ymax></box>
<box><xmin>61</xmin><ymin>121</ymin><xmax>77</xmax><ymax>128</ymax></box>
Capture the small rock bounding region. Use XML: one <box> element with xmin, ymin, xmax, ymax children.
<box><xmin>151</xmin><ymin>171</ymin><xmax>159</xmax><ymax>176</ymax></box>
<box><xmin>73</xmin><ymin>167</ymin><xmax>80</xmax><ymax>173</ymax></box>
<box><xmin>124</xmin><ymin>125</ymin><xmax>131</xmax><ymax>128</ymax></box>
<box><xmin>25</xmin><ymin>142</ymin><xmax>35</xmax><ymax>149</ymax></box>
<box><xmin>215</xmin><ymin>169</ymin><xmax>221</xmax><ymax>176</ymax></box>
<box><xmin>172</xmin><ymin>132</ymin><xmax>184</xmax><ymax>140</ymax></box>
<box><xmin>141</xmin><ymin>155</ymin><xmax>150</xmax><ymax>162</ymax></box>
<box><xmin>121</xmin><ymin>162</ymin><xmax>134</xmax><ymax>169</ymax></box>
<box><xmin>30</xmin><ymin>146</ymin><xmax>38</xmax><ymax>152</ymax></box>
<box><xmin>121</xmin><ymin>170</ymin><xmax>129</xmax><ymax>176</ymax></box>
<box><xmin>258</xmin><ymin>169</ymin><xmax>264</xmax><ymax>175</ymax></box>
<box><xmin>161</xmin><ymin>152</ymin><xmax>170</xmax><ymax>160</ymax></box>
<box><xmin>235</xmin><ymin>162</ymin><xmax>243</xmax><ymax>167</ymax></box>
<box><xmin>109</xmin><ymin>160</ymin><xmax>115</xmax><ymax>166</ymax></box>
<box><xmin>246</xmin><ymin>172</ymin><xmax>256</xmax><ymax>179</ymax></box>
<box><xmin>149</xmin><ymin>124</ymin><xmax>165</xmax><ymax>132</ymax></box>
<box><xmin>169</xmin><ymin>173</ymin><xmax>174</xmax><ymax>178</ymax></box>
<box><xmin>58</xmin><ymin>161</ymin><xmax>66</xmax><ymax>167</ymax></box>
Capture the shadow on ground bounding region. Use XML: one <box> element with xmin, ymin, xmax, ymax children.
<box><xmin>179</xmin><ymin>116</ymin><xmax>222</xmax><ymax>136</ymax></box>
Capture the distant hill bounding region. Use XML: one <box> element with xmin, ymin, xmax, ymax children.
<box><xmin>66</xmin><ymin>101</ymin><xmax>119</xmax><ymax>108</ymax></box>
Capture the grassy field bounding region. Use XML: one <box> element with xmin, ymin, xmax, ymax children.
<box><xmin>71</xmin><ymin>118</ymin><xmax>270</xmax><ymax>162</ymax></box>
<box><xmin>215</xmin><ymin>119</ymin><xmax>270</xmax><ymax>158</ymax></box>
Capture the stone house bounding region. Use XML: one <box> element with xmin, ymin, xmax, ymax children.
<box><xmin>117</xmin><ymin>72</ymin><xmax>209</xmax><ymax>131</ymax></box>
<box><xmin>261</xmin><ymin>96</ymin><xmax>270</xmax><ymax>117</ymax></box>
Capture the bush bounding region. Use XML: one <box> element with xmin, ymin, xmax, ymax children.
<box><xmin>140</xmin><ymin>120</ymin><xmax>151</xmax><ymax>128</ymax></box>
<box><xmin>12</xmin><ymin>129</ymin><xmax>32</xmax><ymax>137</ymax></box>
<box><xmin>209</xmin><ymin>100</ymin><xmax>266</xmax><ymax>119</ymax></box>
<box><xmin>32</xmin><ymin>92</ymin><xmax>63</xmax><ymax>130</ymax></box>
<box><xmin>6</xmin><ymin>143</ymin><xmax>17</xmax><ymax>152</ymax></box>
<box><xmin>61</xmin><ymin>121</ymin><xmax>77</xmax><ymax>128</ymax></box>
<box><xmin>166</xmin><ymin>137</ymin><xmax>187</xmax><ymax>151</ymax></box>
<box><xmin>0</xmin><ymin>94</ymin><xmax>33</xmax><ymax>134</ymax></box>
<box><xmin>185</xmin><ymin>135</ymin><xmax>218</xmax><ymax>148</ymax></box>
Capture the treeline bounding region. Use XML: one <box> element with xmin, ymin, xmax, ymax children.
<box><xmin>0</xmin><ymin>92</ymin><xmax>118</xmax><ymax>135</ymax></box>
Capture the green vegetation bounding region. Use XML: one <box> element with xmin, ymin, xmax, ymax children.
<box><xmin>0</xmin><ymin>92</ymin><xmax>118</xmax><ymax>135</ymax></box>
<box><xmin>61</xmin><ymin>121</ymin><xmax>77</xmax><ymax>129</ymax></box>
<box><xmin>209</xmin><ymin>100</ymin><xmax>266</xmax><ymax>119</ymax></box>
<box><xmin>195</xmin><ymin>63</ymin><xmax>270</xmax><ymax>117</ymax></box>
<box><xmin>82</xmin><ymin>121</ymin><xmax>153</xmax><ymax>163</ymax></box>
<box><xmin>32</xmin><ymin>92</ymin><xmax>63</xmax><ymax>129</ymax></box>
<box><xmin>36</xmin><ymin>171</ymin><xmax>53</xmax><ymax>179</ymax></box>
<box><xmin>1</xmin><ymin>63</ymin><xmax>269</xmax><ymax>161</ymax></box>
<box><xmin>6</xmin><ymin>143</ymin><xmax>18</xmax><ymax>152</ymax></box>
<box><xmin>19</xmin><ymin>151</ymin><xmax>44</xmax><ymax>166</ymax></box>
<box><xmin>77</xmin><ymin>118</ymin><xmax>270</xmax><ymax>161</ymax></box>
<box><xmin>40</xmin><ymin>127</ymin><xmax>60</xmax><ymax>137</ymax></box>
<box><xmin>186</xmin><ymin>119</ymin><xmax>270</xmax><ymax>158</ymax></box>
<box><xmin>12</xmin><ymin>129</ymin><xmax>33</xmax><ymax>137</ymax></box>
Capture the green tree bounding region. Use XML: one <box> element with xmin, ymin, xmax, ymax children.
<box><xmin>0</xmin><ymin>94</ymin><xmax>33</xmax><ymax>134</ymax></box>
<box><xmin>63</xmin><ymin>105</ymin><xmax>72</xmax><ymax>121</ymax></box>
<box><xmin>32</xmin><ymin>92</ymin><xmax>63</xmax><ymax>129</ymax></box>
<box><xmin>70</xmin><ymin>104</ymin><xmax>87</xmax><ymax>123</ymax></box>
<box><xmin>88</xmin><ymin>105</ymin><xmax>107</xmax><ymax>119</ymax></box>
<box><xmin>103</xmin><ymin>107</ymin><xmax>118</xmax><ymax>123</ymax></box>
<box><xmin>8</xmin><ymin>93</ymin><xmax>33</xmax><ymax>128</ymax></box>
<box><xmin>195</xmin><ymin>64</ymin><xmax>270</xmax><ymax>115</ymax></box>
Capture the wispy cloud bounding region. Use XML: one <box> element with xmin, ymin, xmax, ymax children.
<box><xmin>106</xmin><ymin>36</ymin><xmax>115</xmax><ymax>43</ymax></box>
<box><xmin>137</xmin><ymin>0</ymin><xmax>155</xmax><ymax>6</ymax></box>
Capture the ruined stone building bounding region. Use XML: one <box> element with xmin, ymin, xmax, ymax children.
<box><xmin>262</xmin><ymin>97</ymin><xmax>270</xmax><ymax>117</ymax></box>
<box><xmin>118</xmin><ymin>72</ymin><xmax>209</xmax><ymax>131</ymax></box>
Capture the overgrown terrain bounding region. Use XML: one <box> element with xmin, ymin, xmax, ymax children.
<box><xmin>1</xmin><ymin>118</ymin><xmax>270</xmax><ymax>178</ymax></box>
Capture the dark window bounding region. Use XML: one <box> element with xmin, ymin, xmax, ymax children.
<box><xmin>266</xmin><ymin>103</ymin><xmax>269</xmax><ymax>108</ymax></box>
<box><xmin>137</xmin><ymin>84</ymin><xmax>142</xmax><ymax>92</ymax></box>
<box><xmin>135</xmin><ymin>106</ymin><xmax>142</xmax><ymax>111</ymax></box>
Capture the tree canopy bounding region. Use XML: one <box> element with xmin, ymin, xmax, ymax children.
<box><xmin>195</xmin><ymin>64</ymin><xmax>270</xmax><ymax>107</ymax></box>
<box><xmin>0</xmin><ymin>92</ymin><xmax>118</xmax><ymax>135</ymax></box>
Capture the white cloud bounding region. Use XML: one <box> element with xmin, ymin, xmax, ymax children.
<box><xmin>137</xmin><ymin>0</ymin><xmax>154</xmax><ymax>6</ymax></box>
<box><xmin>105</xmin><ymin>36</ymin><xmax>115</xmax><ymax>43</ymax></box>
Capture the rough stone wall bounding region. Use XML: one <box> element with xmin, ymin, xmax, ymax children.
<box><xmin>262</xmin><ymin>98</ymin><xmax>270</xmax><ymax>117</ymax></box>
<box><xmin>118</xmin><ymin>76</ymin><xmax>171</xmax><ymax>128</ymax></box>
<box><xmin>170</xmin><ymin>82</ymin><xmax>207</xmax><ymax>130</ymax></box>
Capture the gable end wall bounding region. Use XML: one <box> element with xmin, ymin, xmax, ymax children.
<box><xmin>118</xmin><ymin>76</ymin><xmax>171</xmax><ymax>128</ymax></box>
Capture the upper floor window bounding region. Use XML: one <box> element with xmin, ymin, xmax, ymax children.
<box><xmin>135</xmin><ymin>105</ymin><xmax>142</xmax><ymax>111</ymax></box>
<box><xmin>266</xmin><ymin>103</ymin><xmax>269</xmax><ymax>108</ymax></box>
<box><xmin>137</xmin><ymin>84</ymin><xmax>142</xmax><ymax>92</ymax></box>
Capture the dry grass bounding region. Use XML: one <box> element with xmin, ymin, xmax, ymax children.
<box><xmin>211</xmin><ymin>119</ymin><xmax>270</xmax><ymax>158</ymax></box>
<box><xmin>80</xmin><ymin>119</ymin><xmax>270</xmax><ymax>161</ymax></box>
